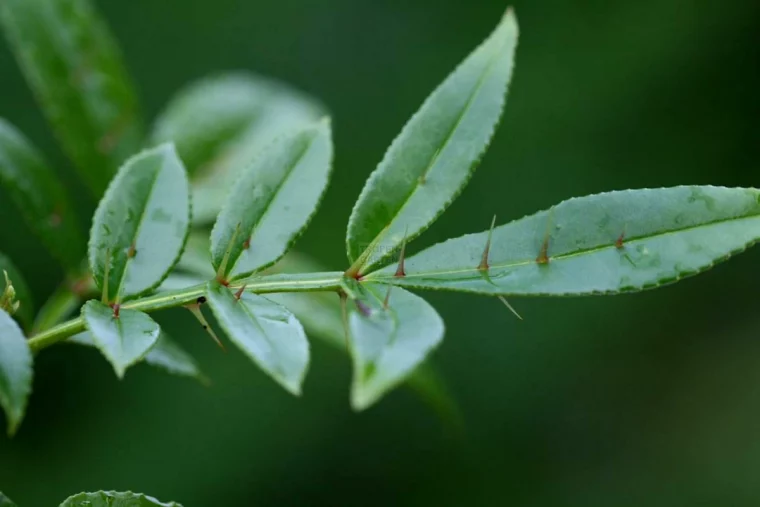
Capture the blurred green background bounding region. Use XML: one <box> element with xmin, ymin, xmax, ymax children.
<box><xmin>1</xmin><ymin>0</ymin><xmax>760</xmax><ymax>505</ymax></box>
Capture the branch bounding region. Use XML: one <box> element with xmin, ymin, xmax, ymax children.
<box><xmin>27</xmin><ymin>271</ymin><xmax>343</xmax><ymax>353</ymax></box>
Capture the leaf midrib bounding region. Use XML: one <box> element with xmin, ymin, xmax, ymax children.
<box><xmin>360</xmin><ymin>284</ymin><xmax>401</xmax><ymax>366</ymax></box>
<box><xmin>114</xmin><ymin>153</ymin><xmax>165</xmax><ymax>299</ymax></box>
<box><xmin>237</xmin><ymin>296</ymin><xmax>287</xmax><ymax>377</ymax></box>
<box><xmin>355</xmin><ymin>31</ymin><xmax>509</xmax><ymax>272</ymax></box>
<box><xmin>228</xmin><ymin>129</ymin><xmax>317</xmax><ymax>278</ymax></box>
<box><xmin>365</xmin><ymin>211</ymin><xmax>760</xmax><ymax>280</ymax></box>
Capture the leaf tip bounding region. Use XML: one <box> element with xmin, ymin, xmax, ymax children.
<box><xmin>154</xmin><ymin>140</ymin><xmax>178</xmax><ymax>156</ymax></box>
<box><xmin>502</xmin><ymin>6</ymin><xmax>519</xmax><ymax>31</ymax></box>
<box><xmin>6</xmin><ymin>420</ymin><xmax>19</xmax><ymax>438</ymax></box>
<box><xmin>350</xmin><ymin>391</ymin><xmax>372</xmax><ymax>412</ymax></box>
<box><xmin>498</xmin><ymin>296</ymin><xmax>523</xmax><ymax>321</ymax></box>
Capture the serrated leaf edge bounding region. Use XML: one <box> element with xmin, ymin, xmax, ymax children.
<box><xmin>346</xmin><ymin>10</ymin><xmax>519</xmax><ymax>271</ymax></box>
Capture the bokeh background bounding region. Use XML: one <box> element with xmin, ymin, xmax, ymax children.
<box><xmin>1</xmin><ymin>0</ymin><xmax>760</xmax><ymax>505</ymax></box>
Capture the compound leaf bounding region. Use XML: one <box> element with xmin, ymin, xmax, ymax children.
<box><xmin>59</xmin><ymin>491</ymin><xmax>182</xmax><ymax>507</ymax></box>
<box><xmin>342</xmin><ymin>279</ymin><xmax>444</xmax><ymax>410</ymax></box>
<box><xmin>346</xmin><ymin>10</ymin><xmax>519</xmax><ymax>274</ymax></box>
<box><xmin>205</xmin><ymin>281</ymin><xmax>308</xmax><ymax>395</ymax></box>
<box><xmin>0</xmin><ymin>0</ymin><xmax>143</xmax><ymax>196</ymax></box>
<box><xmin>0</xmin><ymin>119</ymin><xmax>85</xmax><ymax>270</ymax></box>
<box><xmin>366</xmin><ymin>186</ymin><xmax>760</xmax><ymax>296</ymax></box>
<box><xmin>210</xmin><ymin>120</ymin><xmax>332</xmax><ymax>280</ymax></box>
<box><xmin>0</xmin><ymin>309</ymin><xmax>32</xmax><ymax>436</ymax></box>
<box><xmin>81</xmin><ymin>300</ymin><xmax>160</xmax><ymax>378</ymax></box>
<box><xmin>267</xmin><ymin>254</ymin><xmax>459</xmax><ymax>419</ymax></box>
<box><xmin>88</xmin><ymin>143</ymin><xmax>190</xmax><ymax>302</ymax></box>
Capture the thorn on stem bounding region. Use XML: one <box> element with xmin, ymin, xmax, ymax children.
<box><xmin>395</xmin><ymin>229</ymin><xmax>408</xmax><ymax>278</ymax></box>
<box><xmin>234</xmin><ymin>284</ymin><xmax>247</xmax><ymax>300</ymax></box>
<box><xmin>498</xmin><ymin>296</ymin><xmax>522</xmax><ymax>321</ymax></box>
<box><xmin>127</xmin><ymin>243</ymin><xmax>137</xmax><ymax>258</ymax></box>
<box><xmin>615</xmin><ymin>225</ymin><xmax>627</xmax><ymax>249</ymax></box>
<box><xmin>478</xmin><ymin>215</ymin><xmax>497</xmax><ymax>271</ymax></box>
<box><xmin>242</xmin><ymin>237</ymin><xmax>251</xmax><ymax>250</ymax></box>
<box><xmin>536</xmin><ymin>210</ymin><xmax>553</xmax><ymax>265</ymax></box>
<box><xmin>383</xmin><ymin>284</ymin><xmax>393</xmax><ymax>309</ymax></box>
<box><xmin>185</xmin><ymin>303</ymin><xmax>225</xmax><ymax>352</ymax></box>
<box><xmin>536</xmin><ymin>237</ymin><xmax>550</xmax><ymax>265</ymax></box>
<box><xmin>111</xmin><ymin>303</ymin><xmax>120</xmax><ymax>319</ymax></box>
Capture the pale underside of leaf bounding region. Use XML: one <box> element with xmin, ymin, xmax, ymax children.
<box><xmin>69</xmin><ymin>330</ymin><xmax>205</xmax><ymax>383</ymax></box>
<box><xmin>0</xmin><ymin>310</ymin><xmax>33</xmax><ymax>436</ymax></box>
<box><xmin>88</xmin><ymin>143</ymin><xmax>190</xmax><ymax>302</ymax></box>
<box><xmin>210</xmin><ymin>121</ymin><xmax>332</xmax><ymax>280</ymax></box>
<box><xmin>59</xmin><ymin>491</ymin><xmax>182</xmax><ymax>507</ymax></box>
<box><xmin>0</xmin><ymin>119</ymin><xmax>86</xmax><ymax>271</ymax></box>
<box><xmin>0</xmin><ymin>0</ymin><xmax>144</xmax><ymax>196</ymax></box>
<box><xmin>0</xmin><ymin>492</ymin><xmax>18</xmax><ymax>507</ymax></box>
<box><xmin>81</xmin><ymin>300</ymin><xmax>160</xmax><ymax>378</ymax></box>
<box><xmin>205</xmin><ymin>282</ymin><xmax>309</xmax><ymax>395</ymax></box>
<box><xmin>343</xmin><ymin>279</ymin><xmax>445</xmax><ymax>410</ymax></box>
<box><xmin>366</xmin><ymin>186</ymin><xmax>760</xmax><ymax>296</ymax></box>
<box><xmin>346</xmin><ymin>9</ymin><xmax>519</xmax><ymax>274</ymax></box>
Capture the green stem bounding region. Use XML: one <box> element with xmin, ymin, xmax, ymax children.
<box><xmin>28</xmin><ymin>271</ymin><xmax>344</xmax><ymax>353</ymax></box>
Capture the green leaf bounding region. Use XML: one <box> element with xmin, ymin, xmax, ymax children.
<box><xmin>88</xmin><ymin>143</ymin><xmax>190</xmax><ymax>302</ymax></box>
<box><xmin>81</xmin><ymin>300</ymin><xmax>160</xmax><ymax>378</ymax></box>
<box><xmin>210</xmin><ymin>120</ymin><xmax>333</xmax><ymax>280</ymax></box>
<box><xmin>366</xmin><ymin>186</ymin><xmax>760</xmax><ymax>295</ymax></box>
<box><xmin>0</xmin><ymin>0</ymin><xmax>144</xmax><ymax>196</ymax></box>
<box><xmin>0</xmin><ymin>252</ymin><xmax>34</xmax><ymax>330</ymax></box>
<box><xmin>0</xmin><ymin>309</ymin><xmax>33</xmax><ymax>436</ymax></box>
<box><xmin>151</xmin><ymin>72</ymin><xmax>326</xmax><ymax>223</ymax></box>
<box><xmin>0</xmin><ymin>119</ymin><xmax>85</xmax><ymax>270</ymax></box>
<box><xmin>205</xmin><ymin>281</ymin><xmax>308</xmax><ymax>395</ymax></box>
<box><xmin>267</xmin><ymin>255</ymin><xmax>460</xmax><ymax>420</ymax></box>
<box><xmin>59</xmin><ymin>491</ymin><xmax>181</xmax><ymax>507</ymax></box>
<box><xmin>342</xmin><ymin>279</ymin><xmax>444</xmax><ymax>410</ymax></box>
<box><xmin>158</xmin><ymin>250</ymin><xmax>460</xmax><ymax>415</ymax></box>
<box><xmin>70</xmin><ymin>331</ymin><xmax>205</xmax><ymax>383</ymax></box>
<box><xmin>346</xmin><ymin>10</ymin><xmax>519</xmax><ymax>274</ymax></box>
<box><xmin>0</xmin><ymin>492</ymin><xmax>18</xmax><ymax>507</ymax></box>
